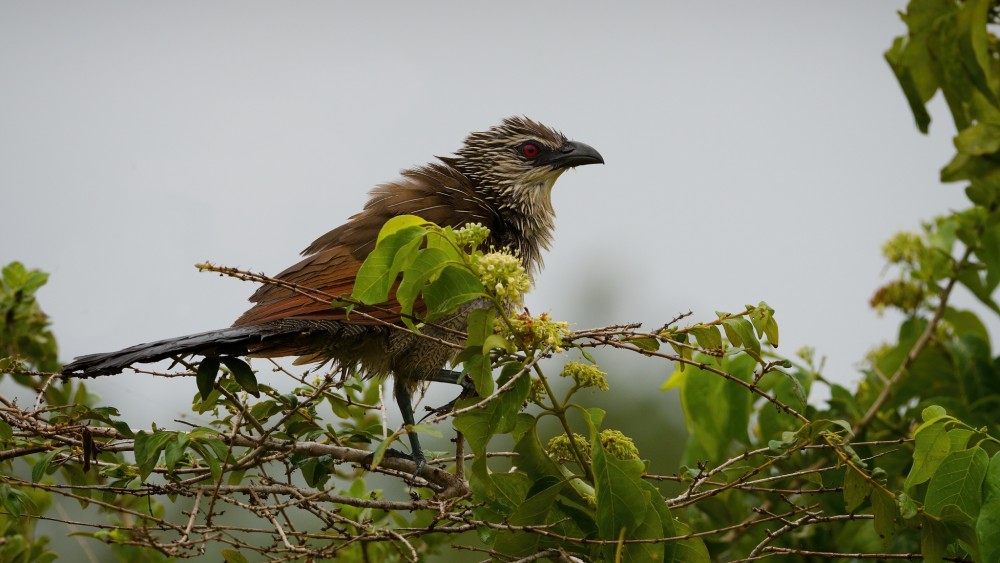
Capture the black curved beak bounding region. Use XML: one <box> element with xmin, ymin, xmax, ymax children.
<box><xmin>541</xmin><ymin>141</ymin><xmax>605</xmax><ymax>169</ymax></box>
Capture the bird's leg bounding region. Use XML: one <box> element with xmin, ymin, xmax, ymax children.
<box><xmin>421</xmin><ymin>369</ymin><xmax>477</xmax><ymax>420</ymax></box>
<box><xmin>393</xmin><ymin>377</ymin><xmax>426</xmax><ymax>478</ymax></box>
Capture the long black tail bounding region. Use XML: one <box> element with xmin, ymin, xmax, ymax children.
<box><xmin>61</xmin><ymin>324</ymin><xmax>301</xmax><ymax>377</ymax></box>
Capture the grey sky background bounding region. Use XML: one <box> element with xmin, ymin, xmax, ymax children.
<box><xmin>1</xmin><ymin>2</ymin><xmax>976</xmax><ymax>428</ymax></box>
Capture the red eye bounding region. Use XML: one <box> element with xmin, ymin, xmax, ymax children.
<box><xmin>520</xmin><ymin>143</ymin><xmax>540</xmax><ymax>158</ymax></box>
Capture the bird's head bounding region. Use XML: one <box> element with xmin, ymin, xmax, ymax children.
<box><xmin>444</xmin><ymin>116</ymin><xmax>603</xmax><ymax>273</ymax></box>
<box><xmin>448</xmin><ymin>116</ymin><xmax>604</xmax><ymax>202</ymax></box>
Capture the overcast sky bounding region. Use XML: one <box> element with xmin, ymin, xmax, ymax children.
<box><xmin>1</xmin><ymin>2</ymin><xmax>974</xmax><ymax>426</ymax></box>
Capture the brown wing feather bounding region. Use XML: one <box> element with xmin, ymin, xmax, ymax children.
<box><xmin>233</xmin><ymin>162</ymin><xmax>498</xmax><ymax>328</ymax></box>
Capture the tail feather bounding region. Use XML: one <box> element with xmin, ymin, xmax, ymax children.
<box><xmin>61</xmin><ymin>325</ymin><xmax>299</xmax><ymax>377</ymax></box>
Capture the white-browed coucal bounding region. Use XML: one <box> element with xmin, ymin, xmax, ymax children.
<box><xmin>62</xmin><ymin>116</ymin><xmax>604</xmax><ymax>472</ymax></box>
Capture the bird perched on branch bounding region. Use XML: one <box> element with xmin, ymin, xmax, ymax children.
<box><xmin>62</xmin><ymin>116</ymin><xmax>604</xmax><ymax>473</ymax></box>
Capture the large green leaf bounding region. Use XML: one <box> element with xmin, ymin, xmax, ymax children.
<box><xmin>221</xmin><ymin>357</ymin><xmax>259</xmax><ymax>398</ymax></box>
<box><xmin>133</xmin><ymin>431</ymin><xmax>176</xmax><ymax>481</ymax></box>
<box><xmin>453</xmin><ymin>363</ymin><xmax>530</xmax><ymax>458</ymax></box>
<box><xmin>493</xmin><ymin>476</ymin><xmax>565</xmax><ymax>557</ymax></box>
<box><xmin>451</xmin><ymin>308</ymin><xmax>496</xmax><ymax>397</ymax></box>
<box><xmin>593</xmin><ymin>440</ymin><xmax>649</xmax><ymax>542</ymax></box>
<box><xmin>688</xmin><ymin>325</ymin><xmax>722</xmax><ymax>353</ymax></box>
<box><xmin>905</xmin><ymin>419</ymin><xmax>951</xmax><ymax>490</ymax></box>
<box><xmin>640</xmin><ymin>480</ymin><xmax>675</xmax><ymax>563</ymax></box>
<box><xmin>886</xmin><ymin>35</ymin><xmax>933</xmax><ymax>133</ymax></box>
<box><xmin>722</xmin><ymin>317</ymin><xmax>760</xmax><ymax>355</ymax></box>
<box><xmin>924</xmin><ymin>447</ymin><xmax>989</xmax><ymax>518</ymax></box>
<box><xmin>955</xmin><ymin>0</ymin><xmax>997</xmax><ymax>105</ymax></box>
<box><xmin>422</xmin><ymin>264</ymin><xmax>486</xmax><ymax>319</ymax></box>
<box><xmin>671</xmin><ymin>519</ymin><xmax>710</xmax><ymax>562</ymax></box>
<box><xmin>669</xmin><ymin>354</ymin><xmax>753</xmax><ymax>462</ymax></box>
<box><xmin>872</xmin><ymin>487</ymin><xmax>899</xmax><ymax>543</ymax></box>
<box><xmin>844</xmin><ymin>467</ymin><xmax>872</xmax><ymax>512</ymax></box>
<box><xmin>976</xmin><ymin>451</ymin><xmax>1000</xmax><ymax>562</ymax></box>
<box><xmin>352</xmin><ymin>225</ymin><xmax>426</xmax><ymax>304</ymax></box>
<box><xmin>196</xmin><ymin>358</ymin><xmax>220</xmax><ymax>401</ymax></box>
<box><xmin>395</xmin><ymin>247</ymin><xmax>452</xmax><ymax>326</ymax></box>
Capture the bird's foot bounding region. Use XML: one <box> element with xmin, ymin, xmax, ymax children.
<box><xmin>421</xmin><ymin>399</ymin><xmax>459</xmax><ymax>421</ymax></box>
<box><xmin>375</xmin><ymin>448</ymin><xmax>426</xmax><ymax>480</ymax></box>
<box><xmin>420</xmin><ymin>377</ymin><xmax>478</xmax><ymax>421</ymax></box>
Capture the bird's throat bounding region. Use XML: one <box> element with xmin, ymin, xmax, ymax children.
<box><xmin>507</xmin><ymin>168</ymin><xmax>565</xmax><ymax>275</ymax></box>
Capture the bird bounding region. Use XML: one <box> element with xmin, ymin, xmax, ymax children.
<box><xmin>61</xmin><ymin>116</ymin><xmax>604</xmax><ymax>474</ymax></box>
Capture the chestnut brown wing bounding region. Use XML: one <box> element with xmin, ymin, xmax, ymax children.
<box><xmin>231</xmin><ymin>246</ymin><xmax>394</xmax><ymax>326</ymax></box>
<box><xmin>232</xmin><ymin>163</ymin><xmax>499</xmax><ymax>328</ymax></box>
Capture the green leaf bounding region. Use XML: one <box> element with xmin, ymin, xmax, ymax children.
<box><xmin>453</xmin><ymin>363</ymin><xmax>531</xmax><ymax>457</ymax></box>
<box><xmin>187</xmin><ymin>440</ymin><xmax>223</xmax><ymax>481</ymax></box>
<box><xmin>493</xmin><ymin>477</ymin><xmax>565</xmax><ymax>557</ymax></box>
<box><xmin>899</xmin><ymin>492</ymin><xmax>919</xmax><ymax>519</ymax></box>
<box><xmin>31</xmin><ymin>450</ymin><xmax>59</xmax><ymax>483</ymax></box>
<box><xmin>921</xmin><ymin>514</ymin><xmax>947</xmax><ymax>563</ymax></box>
<box><xmin>640</xmin><ymin>480</ymin><xmax>674</xmax><ymax>563</ymax></box>
<box><xmin>512</xmin><ymin>415</ymin><xmax>577</xmax><ymax>491</ymax></box>
<box><xmin>947</xmin><ymin>428</ymin><xmax>973</xmax><ymax>451</ymax></box>
<box><xmin>924</xmin><ymin>447</ymin><xmax>989</xmax><ymax>518</ymax></box>
<box><xmin>905</xmin><ymin>420</ymin><xmax>951</xmax><ymax>490</ymax></box>
<box><xmin>688</xmin><ymin>325</ymin><xmax>723</xmax><ymax>352</ymax></box>
<box><xmin>134</xmin><ymin>431</ymin><xmax>176</xmax><ymax>481</ymax></box>
<box><xmin>352</xmin><ymin>224</ymin><xmax>427</xmax><ymax>304</ymax></box>
<box><xmin>921</xmin><ymin>404</ymin><xmax>949</xmax><ymax>424</ymax></box>
<box><xmin>582</xmin><ymin>407</ymin><xmax>606</xmax><ymax>437</ymax></box>
<box><xmin>748</xmin><ymin>301</ymin><xmax>777</xmax><ymax>346</ymax></box>
<box><xmin>722</xmin><ymin>317</ymin><xmax>760</xmax><ymax>355</ymax></box>
<box><xmin>629</xmin><ymin>337</ymin><xmax>660</xmax><ymax>352</ymax></box>
<box><xmin>221</xmin><ymin>357</ymin><xmax>259</xmax><ymax>398</ymax></box>
<box><xmin>455</xmin><ymin>308</ymin><xmax>497</xmax><ymax>396</ymax></box>
<box><xmin>955</xmin><ymin>0</ymin><xmax>997</xmax><ymax>105</ymax></box>
<box><xmin>885</xmin><ymin>35</ymin><xmax>933</xmax><ymax>133</ymax></box>
<box><xmin>955</xmin><ymin>122</ymin><xmax>1000</xmax><ymax>155</ymax></box>
<box><xmin>0</xmin><ymin>419</ymin><xmax>12</xmax><ymax>442</ymax></box>
<box><xmin>872</xmin><ymin>488</ymin><xmax>899</xmax><ymax>543</ymax></box>
<box><xmin>843</xmin><ymin>467</ymin><xmax>871</xmax><ymax>512</ymax></box>
<box><xmin>221</xmin><ymin>549</ymin><xmax>250</xmax><ymax>563</ymax></box>
<box><xmin>943</xmin><ymin>307</ymin><xmax>990</xmax><ymax>344</ymax></box>
<box><xmin>957</xmin><ymin>268</ymin><xmax>1000</xmax><ymax>314</ymax></box>
<box><xmin>976</xmin><ymin>451</ymin><xmax>1000</xmax><ymax>562</ymax></box>
<box><xmin>671</xmin><ymin>518</ymin><xmax>711</xmax><ymax>562</ymax></box>
<box><xmin>396</xmin><ymin>247</ymin><xmax>453</xmax><ymax>326</ymax></box>
<box><xmin>593</xmin><ymin>440</ymin><xmax>649</xmax><ymax>539</ymax></box>
<box><xmin>611</xmin><ymin>483</ymin><xmax>665</xmax><ymax>563</ymax></box>
<box><xmin>0</xmin><ymin>484</ymin><xmax>33</xmax><ymax>518</ymax></box>
<box><xmin>196</xmin><ymin>358</ymin><xmax>220</xmax><ymax>401</ymax></box>
<box><xmin>672</xmin><ymin>354</ymin><xmax>753</xmax><ymax>462</ymax></box>
<box><xmin>164</xmin><ymin>433</ymin><xmax>189</xmax><ymax>472</ymax></box>
<box><xmin>977</xmin><ymin>223</ymin><xmax>1000</xmax><ymax>292</ymax></box>
<box><xmin>375</xmin><ymin>214</ymin><xmax>428</xmax><ymax>244</ymax></box>
<box><xmin>422</xmin><ymin>265</ymin><xmax>486</xmax><ymax>319</ymax></box>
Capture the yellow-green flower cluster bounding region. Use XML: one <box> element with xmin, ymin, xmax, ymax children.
<box><xmin>546</xmin><ymin>429</ymin><xmax>640</xmax><ymax>462</ymax></box>
<box><xmin>881</xmin><ymin>231</ymin><xmax>924</xmax><ymax>264</ymax></box>
<box><xmin>501</xmin><ymin>311</ymin><xmax>569</xmax><ymax>352</ymax></box>
<box><xmin>869</xmin><ymin>279</ymin><xmax>924</xmax><ymax>312</ymax></box>
<box><xmin>599</xmin><ymin>429</ymin><xmax>640</xmax><ymax>460</ymax></box>
<box><xmin>453</xmin><ymin>222</ymin><xmax>490</xmax><ymax>249</ymax></box>
<box><xmin>472</xmin><ymin>250</ymin><xmax>532</xmax><ymax>302</ymax></box>
<box><xmin>547</xmin><ymin>432</ymin><xmax>590</xmax><ymax>461</ymax></box>
<box><xmin>560</xmin><ymin>361</ymin><xmax>609</xmax><ymax>391</ymax></box>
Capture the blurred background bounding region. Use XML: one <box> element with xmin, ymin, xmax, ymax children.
<box><xmin>0</xmin><ymin>0</ymin><xmax>976</xmax><ymax>557</ymax></box>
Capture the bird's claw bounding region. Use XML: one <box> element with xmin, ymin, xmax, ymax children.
<box><xmin>377</xmin><ymin>448</ymin><xmax>426</xmax><ymax>481</ymax></box>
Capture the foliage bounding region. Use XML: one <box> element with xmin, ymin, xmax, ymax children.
<box><xmin>0</xmin><ymin>261</ymin><xmax>58</xmax><ymax>373</ymax></box>
<box><xmin>3</xmin><ymin>1</ymin><xmax>1000</xmax><ymax>560</ymax></box>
